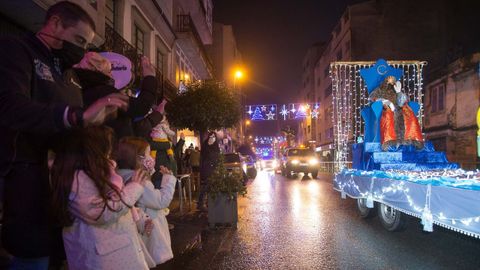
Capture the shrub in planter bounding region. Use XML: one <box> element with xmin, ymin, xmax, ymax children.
<box><xmin>208</xmin><ymin>156</ymin><xmax>247</xmax><ymax>229</ymax></box>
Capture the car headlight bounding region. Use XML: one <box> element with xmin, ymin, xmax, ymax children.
<box><xmin>309</xmin><ymin>158</ymin><xmax>319</xmax><ymax>165</ymax></box>
<box><xmin>291</xmin><ymin>159</ymin><xmax>299</xmax><ymax>165</ymax></box>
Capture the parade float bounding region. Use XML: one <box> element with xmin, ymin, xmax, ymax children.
<box><xmin>331</xmin><ymin>59</ymin><xmax>480</xmax><ymax>237</ymax></box>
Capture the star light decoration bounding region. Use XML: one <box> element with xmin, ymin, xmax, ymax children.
<box><xmin>266</xmin><ymin>111</ymin><xmax>275</xmax><ymax>120</ymax></box>
<box><xmin>246</xmin><ymin>104</ymin><xmax>277</xmax><ymax>121</ymax></box>
<box><xmin>246</xmin><ymin>106</ymin><xmax>253</xmax><ymax>115</ymax></box>
<box><xmin>280</xmin><ymin>105</ymin><xmax>289</xmax><ymax>120</ymax></box>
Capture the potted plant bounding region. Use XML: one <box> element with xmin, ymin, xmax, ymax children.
<box><xmin>207</xmin><ymin>155</ymin><xmax>247</xmax><ymax>229</ymax></box>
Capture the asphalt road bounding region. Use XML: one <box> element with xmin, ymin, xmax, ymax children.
<box><xmin>206</xmin><ymin>170</ymin><xmax>480</xmax><ymax>270</ymax></box>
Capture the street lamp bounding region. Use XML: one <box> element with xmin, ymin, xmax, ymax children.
<box><xmin>233</xmin><ymin>69</ymin><xmax>244</xmax><ymax>89</ymax></box>
<box><xmin>233</xmin><ymin>68</ymin><xmax>245</xmax><ymax>143</ymax></box>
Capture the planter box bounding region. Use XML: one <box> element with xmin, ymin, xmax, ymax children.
<box><xmin>208</xmin><ymin>193</ymin><xmax>238</xmax><ymax>229</ymax></box>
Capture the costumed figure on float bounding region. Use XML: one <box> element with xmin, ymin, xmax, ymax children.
<box><xmin>359</xmin><ymin>59</ymin><xmax>423</xmax><ymax>151</ymax></box>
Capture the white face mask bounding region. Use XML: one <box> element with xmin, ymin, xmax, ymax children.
<box><xmin>208</xmin><ymin>137</ymin><xmax>216</xmax><ymax>145</ymax></box>
<box><xmin>141</xmin><ymin>155</ymin><xmax>156</xmax><ymax>176</ymax></box>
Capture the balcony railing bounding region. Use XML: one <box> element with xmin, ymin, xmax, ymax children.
<box><xmin>176</xmin><ymin>14</ymin><xmax>214</xmax><ymax>76</ymax></box>
<box><xmin>101</xmin><ymin>24</ymin><xmax>176</xmax><ymax>99</ymax></box>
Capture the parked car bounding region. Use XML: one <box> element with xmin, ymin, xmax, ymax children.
<box><xmin>243</xmin><ymin>155</ymin><xmax>257</xmax><ymax>179</ymax></box>
<box><xmin>280</xmin><ymin>147</ymin><xmax>319</xmax><ymax>178</ymax></box>
<box><xmin>224</xmin><ymin>153</ymin><xmax>247</xmax><ymax>181</ymax></box>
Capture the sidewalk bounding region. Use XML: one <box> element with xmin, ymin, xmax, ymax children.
<box><xmin>154</xmin><ymin>191</ymin><xmax>238</xmax><ymax>269</ymax></box>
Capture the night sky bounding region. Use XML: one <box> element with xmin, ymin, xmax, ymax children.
<box><xmin>213</xmin><ymin>0</ymin><xmax>365</xmax><ymax>105</ymax></box>
<box><xmin>213</xmin><ymin>0</ymin><xmax>365</xmax><ymax>136</ymax></box>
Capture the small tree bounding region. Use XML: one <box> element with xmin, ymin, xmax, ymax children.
<box><xmin>165</xmin><ymin>81</ymin><xmax>242</xmax><ymax>139</ymax></box>
<box><xmin>208</xmin><ymin>155</ymin><xmax>247</xmax><ymax>199</ymax></box>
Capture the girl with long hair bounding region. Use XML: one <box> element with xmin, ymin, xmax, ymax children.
<box><xmin>116</xmin><ymin>137</ymin><xmax>177</xmax><ymax>266</ymax></box>
<box><xmin>50</xmin><ymin>126</ymin><xmax>150</xmax><ymax>270</ymax></box>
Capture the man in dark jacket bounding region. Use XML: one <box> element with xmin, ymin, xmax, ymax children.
<box><xmin>175</xmin><ymin>133</ymin><xmax>186</xmax><ymax>174</ymax></box>
<box><xmin>0</xmin><ymin>2</ymin><xmax>128</xmax><ymax>269</ymax></box>
<box><xmin>198</xmin><ymin>132</ymin><xmax>220</xmax><ymax>211</ymax></box>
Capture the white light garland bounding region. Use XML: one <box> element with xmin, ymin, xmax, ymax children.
<box><xmin>335</xmin><ymin>170</ymin><xmax>480</xmax><ymax>238</ymax></box>
<box><xmin>329</xmin><ymin>61</ymin><xmax>427</xmax><ymax>172</ymax></box>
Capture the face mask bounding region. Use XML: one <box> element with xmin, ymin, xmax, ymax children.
<box><xmin>52</xmin><ymin>40</ymin><xmax>86</xmax><ymax>69</ymax></box>
<box><xmin>39</xmin><ymin>32</ymin><xmax>86</xmax><ymax>69</ymax></box>
<box><xmin>141</xmin><ymin>155</ymin><xmax>156</xmax><ymax>176</ymax></box>
<box><xmin>208</xmin><ymin>137</ymin><xmax>216</xmax><ymax>145</ymax></box>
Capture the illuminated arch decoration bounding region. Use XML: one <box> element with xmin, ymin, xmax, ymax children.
<box><xmin>245</xmin><ymin>104</ymin><xmax>277</xmax><ymax>121</ymax></box>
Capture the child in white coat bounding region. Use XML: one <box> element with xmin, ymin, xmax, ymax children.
<box><xmin>50</xmin><ymin>126</ymin><xmax>151</xmax><ymax>270</ymax></box>
<box><xmin>116</xmin><ymin>137</ymin><xmax>177</xmax><ymax>266</ymax></box>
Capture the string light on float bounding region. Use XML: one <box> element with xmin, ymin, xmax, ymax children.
<box><xmin>336</xmin><ymin>168</ymin><xmax>480</xmax><ymax>237</ymax></box>
<box><xmin>329</xmin><ymin>61</ymin><xmax>426</xmax><ymax>172</ymax></box>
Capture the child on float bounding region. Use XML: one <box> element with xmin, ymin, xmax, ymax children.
<box><xmin>50</xmin><ymin>126</ymin><xmax>151</xmax><ymax>270</ymax></box>
<box><xmin>116</xmin><ymin>137</ymin><xmax>177</xmax><ymax>266</ymax></box>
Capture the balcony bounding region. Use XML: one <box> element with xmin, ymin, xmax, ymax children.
<box><xmin>101</xmin><ymin>24</ymin><xmax>177</xmax><ymax>100</ymax></box>
<box><xmin>175</xmin><ymin>14</ymin><xmax>214</xmax><ymax>79</ymax></box>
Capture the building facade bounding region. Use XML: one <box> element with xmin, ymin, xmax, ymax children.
<box><xmin>309</xmin><ymin>0</ymin><xmax>480</xmax><ymax>161</ymax></box>
<box><xmin>298</xmin><ymin>43</ymin><xmax>325</xmax><ymax>146</ymax></box>
<box><xmin>206</xmin><ymin>22</ymin><xmax>243</xmax><ymax>147</ymax></box>
<box><xmin>0</xmin><ymin>0</ymin><xmax>215</xmax><ymax>148</ymax></box>
<box><xmin>424</xmin><ymin>53</ymin><xmax>480</xmax><ymax>169</ymax></box>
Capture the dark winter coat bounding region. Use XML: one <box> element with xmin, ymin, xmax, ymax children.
<box><xmin>0</xmin><ymin>34</ymin><xmax>83</xmax><ymax>257</ymax></box>
<box><xmin>133</xmin><ymin>110</ymin><xmax>164</xmax><ymax>140</ymax></box>
<box><xmin>175</xmin><ymin>138</ymin><xmax>185</xmax><ymax>174</ymax></box>
<box><xmin>200</xmin><ymin>140</ymin><xmax>220</xmax><ymax>184</ymax></box>
<box><xmin>149</xmin><ymin>140</ymin><xmax>177</xmax><ymax>174</ymax></box>
<box><xmin>79</xmin><ymin>69</ymin><xmax>157</xmax><ymax>139</ymax></box>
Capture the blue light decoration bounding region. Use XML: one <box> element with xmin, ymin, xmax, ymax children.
<box><xmin>294</xmin><ymin>104</ymin><xmax>308</xmax><ymax>119</ymax></box>
<box><xmin>246</xmin><ymin>103</ymin><xmax>320</xmax><ymax>120</ymax></box>
<box><xmin>251</xmin><ymin>106</ymin><xmax>264</xmax><ymax>121</ymax></box>
<box><xmin>255</xmin><ymin>146</ymin><xmax>274</xmax><ymax>158</ymax></box>
<box><xmin>254</xmin><ymin>136</ymin><xmax>280</xmax><ymax>145</ymax></box>
<box><xmin>245</xmin><ymin>104</ymin><xmax>277</xmax><ymax>121</ymax></box>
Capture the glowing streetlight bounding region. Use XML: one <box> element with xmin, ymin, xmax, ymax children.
<box><xmin>245</xmin><ymin>120</ymin><xmax>251</xmax><ymax>126</ymax></box>
<box><xmin>235</xmin><ymin>70</ymin><xmax>243</xmax><ymax>79</ymax></box>
<box><xmin>233</xmin><ymin>69</ymin><xmax>244</xmax><ymax>89</ymax></box>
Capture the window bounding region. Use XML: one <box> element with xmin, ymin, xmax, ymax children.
<box><xmin>324</xmin><ymin>83</ymin><xmax>332</xmax><ymax>98</ymax></box>
<box><xmin>326</xmin><ymin>128</ymin><xmax>334</xmax><ymax>139</ymax></box>
<box><xmin>333</xmin><ymin>23</ymin><xmax>341</xmax><ymax>36</ymax></box>
<box><xmin>343</xmin><ymin>10</ymin><xmax>350</xmax><ymax>23</ymax></box>
<box><xmin>429</xmin><ymin>83</ymin><xmax>445</xmax><ymax>113</ymax></box>
<box><xmin>431</xmin><ymin>137</ymin><xmax>447</xmax><ymax>152</ymax></box>
<box><xmin>337</xmin><ymin>50</ymin><xmax>343</xmax><ymax>61</ymax></box>
<box><xmin>344</xmin><ymin>40</ymin><xmax>351</xmax><ymax>54</ymax></box>
<box><xmin>134</xmin><ymin>24</ymin><xmax>144</xmax><ymax>55</ymax></box>
<box><xmin>318</xmin><ymin>133</ymin><xmax>322</xmax><ymax>142</ymax></box>
<box><xmin>156</xmin><ymin>50</ymin><xmax>164</xmax><ymax>75</ymax></box>
<box><xmin>325</xmin><ymin>106</ymin><xmax>333</xmax><ymax>122</ymax></box>
<box><xmin>89</xmin><ymin>0</ymin><xmax>97</xmax><ymax>9</ymax></box>
<box><xmin>105</xmin><ymin>0</ymin><xmax>116</xmax><ymax>28</ymax></box>
<box><xmin>308</xmin><ymin>125</ymin><xmax>311</xmax><ymax>134</ymax></box>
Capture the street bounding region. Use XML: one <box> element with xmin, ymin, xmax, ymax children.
<box><xmin>198</xmin><ymin>170</ymin><xmax>480</xmax><ymax>270</ymax></box>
